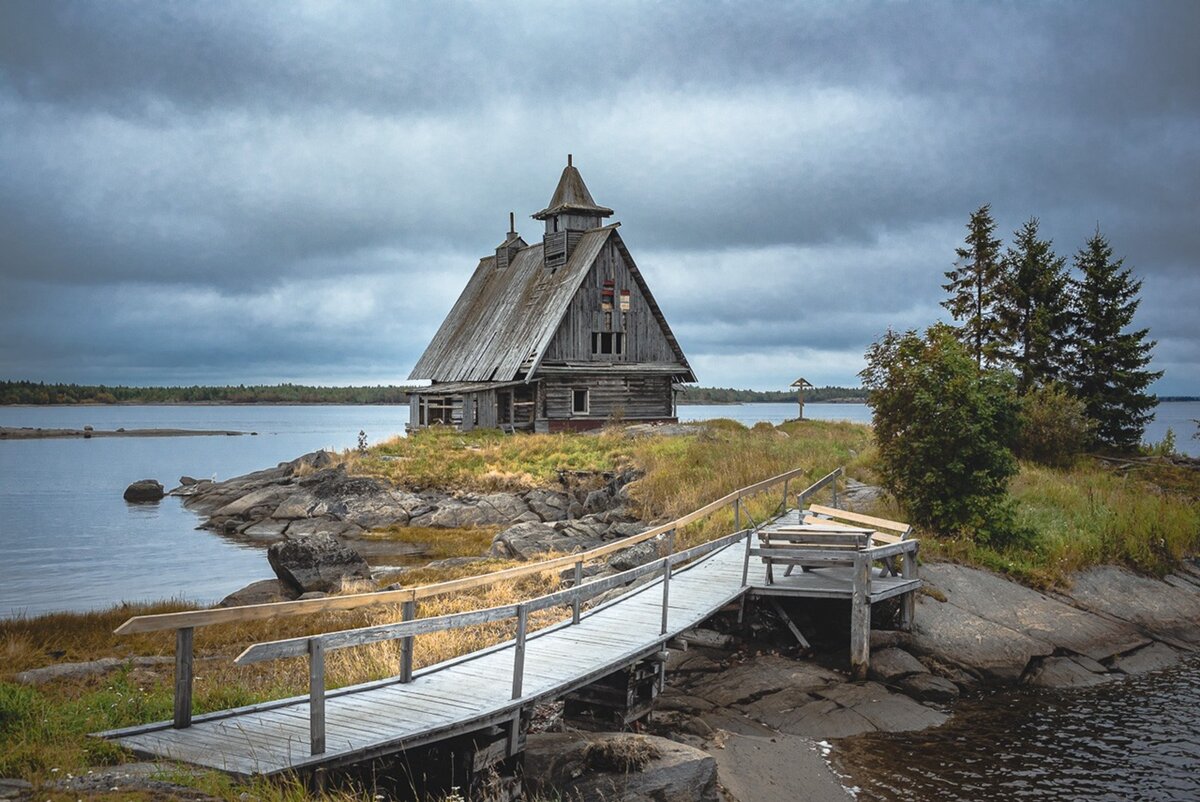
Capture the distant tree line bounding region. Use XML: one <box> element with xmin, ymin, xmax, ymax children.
<box><xmin>0</xmin><ymin>381</ymin><xmax>412</xmax><ymax>405</ymax></box>
<box><xmin>678</xmin><ymin>385</ymin><xmax>866</xmax><ymax>404</ymax></box>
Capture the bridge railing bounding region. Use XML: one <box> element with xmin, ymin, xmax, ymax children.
<box><xmin>113</xmin><ymin>465</ymin><xmax>810</xmax><ymax>734</ymax></box>
<box><xmin>235</xmin><ymin>527</ymin><xmax>751</xmax><ymax>755</ymax></box>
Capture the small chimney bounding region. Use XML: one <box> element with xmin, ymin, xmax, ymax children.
<box><xmin>567</xmin><ymin>153</ymin><xmax>573</xmax><ymax>167</ymax></box>
<box><xmin>496</xmin><ymin>211</ymin><xmax>525</xmax><ymax>270</ymax></box>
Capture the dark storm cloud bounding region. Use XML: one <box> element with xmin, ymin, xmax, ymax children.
<box><xmin>0</xmin><ymin>1</ymin><xmax>1197</xmax><ymax>392</ymax></box>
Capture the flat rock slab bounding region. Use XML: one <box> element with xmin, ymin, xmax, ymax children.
<box><xmin>868</xmin><ymin>647</ymin><xmax>928</xmax><ymax>682</ymax></box>
<box><xmin>924</xmin><ymin>563</ymin><xmax>1149</xmax><ymax>661</ymax></box>
<box><xmin>755</xmin><ymin>697</ymin><xmax>877</xmax><ymax>738</ymax></box>
<box><xmin>1109</xmin><ymin>641</ymin><xmax>1180</xmax><ymax>674</ymax></box>
<box><xmin>692</xmin><ymin>656</ymin><xmax>844</xmax><ymax>707</ymax></box>
<box><xmin>707</xmin><ymin>731</ymin><xmax>853</xmax><ymax>802</ymax></box>
<box><xmin>1024</xmin><ymin>656</ymin><xmax>1113</xmax><ymax>688</ymax></box>
<box><xmin>1067</xmin><ymin>566</ymin><xmax>1200</xmax><ymax>647</ymax></box>
<box><xmin>909</xmin><ymin>592</ymin><xmax>1054</xmax><ymax>683</ymax></box>
<box><xmin>898</xmin><ymin>673</ymin><xmax>960</xmax><ymax>703</ymax></box>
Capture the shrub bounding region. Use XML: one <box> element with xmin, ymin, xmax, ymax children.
<box><xmin>861</xmin><ymin>324</ymin><xmax>1026</xmax><ymax>545</ymax></box>
<box><xmin>1016</xmin><ymin>382</ymin><xmax>1092</xmax><ymax>467</ymax></box>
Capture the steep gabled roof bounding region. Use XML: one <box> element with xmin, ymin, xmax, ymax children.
<box><xmin>532</xmin><ymin>163</ymin><xmax>613</xmax><ymax>220</ymax></box>
<box><xmin>409</xmin><ymin>225</ymin><xmax>693</xmax><ymax>383</ymax></box>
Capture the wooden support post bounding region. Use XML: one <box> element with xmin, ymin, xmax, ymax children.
<box><xmin>741</xmin><ymin>528</ymin><xmax>752</xmax><ymax>586</ymax></box>
<box><xmin>660</xmin><ymin>556</ymin><xmax>671</xmax><ymax>635</ymax></box>
<box><xmin>173</xmin><ymin>627</ymin><xmax>194</xmax><ymax>729</ymax></box>
<box><xmin>900</xmin><ymin>542</ymin><xmax>918</xmax><ymax>632</ymax></box>
<box><xmin>512</xmin><ymin>604</ymin><xmax>528</xmax><ymax>700</ymax></box>
<box><xmin>572</xmin><ymin>560</ymin><xmax>583</xmax><ymax>625</ymax></box>
<box><xmin>832</xmin><ymin>475</ymin><xmax>839</xmax><ymax>510</ymax></box>
<box><xmin>850</xmin><ymin>553</ymin><xmax>871</xmax><ymax>681</ymax></box>
<box><xmin>308</xmin><ymin>638</ymin><xmax>326</xmax><ymax>756</ymax></box>
<box><xmin>782</xmin><ymin>478</ymin><xmax>790</xmax><ymax>514</ymax></box>
<box><xmin>400</xmin><ymin>599</ymin><xmax>415</xmax><ymax>683</ymax></box>
<box><xmin>734</xmin><ymin>497</ymin><xmax>741</xmax><ymax>531</ymax></box>
<box><xmin>768</xmin><ymin>597</ymin><xmax>811</xmax><ymax>649</ymax></box>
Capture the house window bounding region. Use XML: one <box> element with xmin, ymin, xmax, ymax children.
<box><xmin>591</xmin><ymin>331</ymin><xmax>625</xmax><ymax>355</ymax></box>
<box><xmin>572</xmin><ymin>388</ymin><xmax>589</xmax><ymax>414</ymax></box>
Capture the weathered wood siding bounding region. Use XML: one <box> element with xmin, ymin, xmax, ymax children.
<box><xmin>542</xmin><ymin>374</ymin><xmax>673</xmax><ymax>421</ymax></box>
<box><xmin>542</xmin><ymin>240</ymin><xmax>678</xmax><ymax>365</ymax></box>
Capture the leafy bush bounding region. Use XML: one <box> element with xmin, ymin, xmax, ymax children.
<box><xmin>861</xmin><ymin>324</ymin><xmax>1026</xmax><ymax>545</ymax></box>
<box><xmin>1016</xmin><ymin>383</ymin><xmax>1092</xmax><ymax>467</ymax></box>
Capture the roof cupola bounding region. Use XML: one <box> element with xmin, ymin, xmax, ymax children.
<box><xmin>533</xmin><ymin>155</ymin><xmax>613</xmax><ymax>269</ymax></box>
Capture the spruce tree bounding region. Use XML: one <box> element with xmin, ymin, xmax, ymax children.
<box><xmin>942</xmin><ymin>204</ymin><xmax>1005</xmax><ymax>369</ymax></box>
<box><xmin>997</xmin><ymin>218</ymin><xmax>1073</xmax><ymax>392</ymax></box>
<box><xmin>1069</xmin><ymin>228</ymin><xmax>1161</xmax><ymax>450</ymax></box>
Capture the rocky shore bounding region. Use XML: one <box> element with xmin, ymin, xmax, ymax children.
<box><xmin>70</xmin><ymin>449</ymin><xmax>1198</xmax><ymax>801</ymax></box>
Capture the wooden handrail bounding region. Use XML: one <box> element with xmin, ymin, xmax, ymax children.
<box><xmin>234</xmin><ymin>528</ymin><xmax>749</xmax><ymax>666</ymax></box>
<box><xmin>114</xmin><ymin>465</ymin><xmax>810</xmax><ymax>636</ymax></box>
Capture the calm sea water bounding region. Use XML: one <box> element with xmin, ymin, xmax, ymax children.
<box><xmin>837</xmin><ymin>655</ymin><xmax>1200</xmax><ymax>801</ymax></box>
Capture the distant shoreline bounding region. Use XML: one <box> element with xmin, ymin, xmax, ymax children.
<box><xmin>0</xmin><ymin>426</ymin><xmax>253</xmax><ymax>439</ymax></box>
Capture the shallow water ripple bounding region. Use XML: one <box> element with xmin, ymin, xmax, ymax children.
<box><xmin>836</xmin><ymin>657</ymin><xmax>1200</xmax><ymax>801</ymax></box>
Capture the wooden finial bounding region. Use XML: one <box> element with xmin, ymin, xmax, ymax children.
<box><xmin>567</xmin><ymin>154</ymin><xmax>573</xmax><ymax>167</ymax></box>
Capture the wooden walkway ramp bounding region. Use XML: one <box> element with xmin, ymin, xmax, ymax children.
<box><xmin>98</xmin><ymin>467</ymin><xmax>921</xmax><ymax>779</ymax></box>
<box><xmin>104</xmin><ymin>539</ymin><xmax>750</xmax><ymax>776</ymax></box>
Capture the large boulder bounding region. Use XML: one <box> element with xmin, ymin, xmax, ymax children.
<box><xmin>267</xmin><ymin>534</ymin><xmax>371</xmax><ymax>593</ymax></box>
<box><xmin>123</xmin><ymin>479</ymin><xmax>164</xmax><ymax>502</ymax></box>
<box><xmin>524</xmin><ymin>489</ymin><xmax>570</xmax><ymax>522</ymax></box>
<box><xmin>217</xmin><ymin>579</ymin><xmax>298</xmax><ymax>607</ymax></box>
<box><xmin>523</xmin><ymin>733</ymin><xmax>720</xmax><ymax>802</ymax></box>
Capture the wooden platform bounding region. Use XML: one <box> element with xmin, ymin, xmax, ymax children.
<box><xmin>100</xmin><ymin>510</ymin><xmax>921</xmax><ymax>777</ymax></box>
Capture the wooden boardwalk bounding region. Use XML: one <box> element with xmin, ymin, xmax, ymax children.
<box><xmin>98</xmin><ymin>469</ymin><xmax>921</xmax><ymax>779</ymax></box>
<box><xmin>103</xmin><ymin>539</ymin><xmax>751</xmax><ymax>776</ymax></box>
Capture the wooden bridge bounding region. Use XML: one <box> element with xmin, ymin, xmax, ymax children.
<box><xmin>98</xmin><ymin>468</ymin><xmax>920</xmax><ymax>781</ymax></box>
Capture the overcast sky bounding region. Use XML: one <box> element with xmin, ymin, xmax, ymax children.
<box><xmin>1</xmin><ymin>1</ymin><xmax>1196</xmax><ymax>393</ymax></box>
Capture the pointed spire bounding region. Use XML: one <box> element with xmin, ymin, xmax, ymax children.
<box><xmin>532</xmin><ymin>156</ymin><xmax>614</xmax><ymax>220</ymax></box>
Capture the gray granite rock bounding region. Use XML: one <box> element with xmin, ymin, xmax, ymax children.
<box><xmin>868</xmin><ymin>647</ymin><xmax>928</xmax><ymax>682</ymax></box>
<box><xmin>1024</xmin><ymin>656</ymin><xmax>1114</xmax><ymax>688</ymax></box>
<box><xmin>897</xmin><ymin>672</ymin><xmax>960</xmax><ymax>703</ymax></box>
<box><xmin>267</xmin><ymin>533</ymin><xmax>371</xmax><ymax>593</ymax></box>
<box><xmin>1109</xmin><ymin>641</ymin><xmax>1180</xmax><ymax>674</ymax></box>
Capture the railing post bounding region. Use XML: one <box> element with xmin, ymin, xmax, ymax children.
<box><xmin>900</xmin><ymin>542</ymin><xmax>918</xmax><ymax>632</ymax></box>
<box><xmin>572</xmin><ymin>560</ymin><xmax>583</xmax><ymax>625</ymax></box>
<box><xmin>660</xmin><ymin>556</ymin><xmax>672</xmax><ymax>635</ymax></box>
<box><xmin>832</xmin><ymin>473</ymin><xmax>840</xmax><ymax>510</ymax></box>
<box><xmin>173</xmin><ymin>627</ymin><xmax>194</xmax><ymax>729</ymax></box>
<box><xmin>850</xmin><ymin>553</ymin><xmax>871</xmax><ymax>681</ymax></box>
<box><xmin>400</xmin><ymin>599</ymin><xmax>415</xmax><ymax>683</ymax></box>
<box><xmin>783</xmin><ymin>478</ymin><xmax>790</xmax><ymax>514</ymax></box>
<box><xmin>734</xmin><ymin>497</ymin><xmax>741</xmax><ymax>531</ymax></box>
<box><xmin>512</xmin><ymin>603</ymin><xmax>528</xmax><ymax>700</ymax></box>
<box><xmin>309</xmin><ymin>638</ymin><xmax>326</xmax><ymax>755</ymax></box>
<box><xmin>741</xmin><ymin>528</ymin><xmax>752</xmax><ymax>587</ymax></box>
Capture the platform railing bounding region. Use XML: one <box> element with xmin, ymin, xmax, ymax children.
<box><xmin>114</xmin><ymin>465</ymin><xmax>812</xmax><ymax>731</ymax></box>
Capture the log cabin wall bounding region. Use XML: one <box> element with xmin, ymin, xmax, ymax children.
<box><xmin>541</xmin><ymin>374</ymin><xmax>674</xmax><ymax>423</ymax></box>
<box><xmin>541</xmin><ymin>240</ymin><xmax>677</xmax><ymax>365</ymax></box>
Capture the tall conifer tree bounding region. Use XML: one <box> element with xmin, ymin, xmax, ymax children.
<box><xmin>1069</xmin><ymin>228</ymin><xmax>1161</xmax><ymax>450</ymax></box>
<box><xmin>942</xmin><ymin>204</ymin><xmax>1005</xmax><ymax>369</ymax></box>
<box><xmin>997</xmin><ymin>218</ymin><xmax>1073</xmax><ymax>392</ymax></box>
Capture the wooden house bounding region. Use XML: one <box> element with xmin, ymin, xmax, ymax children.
<box><xmin>408</xmin><ymin>157</ymin><xmax>695</xmax><ymax>432</ymax></box>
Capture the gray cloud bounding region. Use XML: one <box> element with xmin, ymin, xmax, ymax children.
<box><xmin>0</xmin><ymin>1</ymin><xmax>1197</xmax><ymax>394</ymax></box>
